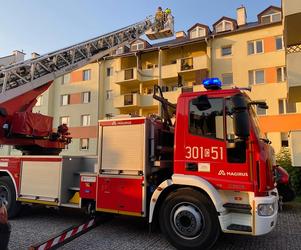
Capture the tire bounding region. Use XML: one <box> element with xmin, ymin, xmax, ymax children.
<box><xmin>277</xmin><ymin>184</ymin><xmax>296</xmax><ymax>202</ymax></box>
<box><xmin>159</xmin><ymin>188</ymin><xmax>220</xmax><ymax>250</ymax></box>
<box><xmin>0</xmin><ymin>176</ymin><xmax>21</xmax><ymax>218</ymax></box>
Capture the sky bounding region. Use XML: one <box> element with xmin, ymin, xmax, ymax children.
<box><xmin>0</xmin><ymin>0</ymin><xmax>281</xmax><ymax>58</ymax></box>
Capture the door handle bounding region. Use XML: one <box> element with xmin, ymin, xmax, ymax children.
<box><xmin>185</xmin><ymin>162</ymin><xmax>198</xmax><ymax>171</ymax></box>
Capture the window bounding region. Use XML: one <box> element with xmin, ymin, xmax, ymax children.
<box><xmin>116</xmin><ymin>47</ymin><xmax>124</xmax><ymax>55</ymax></box>
<box><xmin>249</xmin><ymin>70</ymin><xmax>265</xmax><ymax>85</ymax></box>
<box><xmin>248</xmin><ymin>40</ymin><xmax>263</xmax><ymax>55</ymax></box>
<box><xmin>106</xmin><ymin>90</ymin><xmax>113</xmax><ymax>100</ymax></box>
<box><xmin>215</xmin><ymin>20</ymin><xmax>233</xmax><ymax>33</ymax></box>
<box><xmin>82</xmin><ymin>92</ymin><xmax>91</xmax><ymax>103</ymax></box>
<box><xmin>36</xmin><ymin>95</ymin><xmax>43</xmax><ymax>106</ymax></box>
<box><xmin>275</xmin><ymin>36</ymin><xmax>283</xmax><ymax>50</ymax></box>
<box><xmin>61</xmin><ymin>94</ymin><xmax>70</xmax><ymax>106</ymax></box>
<box><xmin>277</xmin><ymin>67</ymin><xmax>287</xmax><ymax>82</ymax></box>
<box><xmin>189</xmin><ymin>98</ymin><xmax>224</xmax><ymax>139</ymax></box>
<box><xmin>131</xmin><ymin>42</ymin><xmax>144</xmax><ymax>51</ymax></box>
<box><xmin>279</xmin><ymin>99</ymin><xmax>296</xmax><ymax>114</ymax></box>
<box><xmin>281</xmin><ymin>132</ymin><xmax>289</xmax><ymax>147</ymax></box>
<box><xmin>62</xmin><ymin>74</ymin><xmax>70</xmax><ymax>84</ymax></box>
<box><xmin>222</xmin><ymin>73</ymin><xmax>233</xmax><ymax>85</ymax></box>
<box><xmin>60</xmin><ymin>116</ymin><xmax>70</xmax><ymax>126</ymax></box>
<box><xmin>106</xmin><ymin>67</ymin><xmax>113</xmax><ymax>77</ymax></box>
<box><xmin>124</xmin><ymin>68</ymin><xmax>134</xmax><ymax>80</ymax></box>
<box><xmin>124</xmin><ymin>94</ymin><xmax>134</xmax><ymax>106</ymax></box>
<box><xmin>83</xmin><ymin>69</ymin><xmax>91</xmax><ymax>81</ymax></box>
<box><xmin>221</xmin><ymin>46</ymin><xmax>232</xmax><ymax>56</ymax></box>
<box><xmin>261</xmin><ymin>12</ymin><xmax>281</xmax><ymax>24</ymax></box>
<box><xmin>81</xmin><ymin>115</ymin><xmax>91</xmax><ymax>126</ymax></box>
<box><xmin>190</xmin><ymin>26</ymin><xmax>206</xmax><ymax>39</ymax></box>
<box><xmin>80</xmin><ymin>138</ymin><xmax>89</xmax><ymax>150</ymax></box>
<box><xmin>256</xmin><ymin>100</ymin><xmax>267</xmax><ymax>116</ymax></box>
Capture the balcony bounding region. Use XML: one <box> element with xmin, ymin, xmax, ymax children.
<box><xmin>115</xmin><ymin>68</ymin><xmax>140</xmax><ymax>85</ymax></box>
<box><xmin>178</xmin><ymin>55</ymin><xmax>209</xmax><ymax>73</ymax></box>
<box><xmin>283</xmin><ymin>0</ymin><xmax>301</xmax><ymax>47</ymax></box>
<box><xmin>113</xmin><ymin>93</ymin><xmax>140</xmax><ymax>108</ymax></box>
<box><xmin>287</xmin><ymin>51</ymin><xmax>301</xmax><ymax>102</ymax></box>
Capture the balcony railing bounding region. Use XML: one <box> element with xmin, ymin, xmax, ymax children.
<box><xmin>180</xmin><ymin>58</ymin><xmax>193</xmax><ymax>71</ymax></box>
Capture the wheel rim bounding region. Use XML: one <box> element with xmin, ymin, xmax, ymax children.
<box><xmin>0</xmin><ymin>185</ymin><xmax>9</xmax><ymax>207</ymax></box>
<box><xmin>170</xmin><ymin>202</ymin><xmax>204</xmax><ymax>240</ymax></box>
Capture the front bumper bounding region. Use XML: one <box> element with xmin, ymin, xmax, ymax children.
<box><xmin>253</xmin><ymin>189</ymin><xmax>278</xmax><ymax>235</ymax></box>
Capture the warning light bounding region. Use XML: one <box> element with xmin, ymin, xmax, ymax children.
<box><xmin>203</xmin><ymin>78</ymin><xmax>222</xmax><ymax>90</ymax></box>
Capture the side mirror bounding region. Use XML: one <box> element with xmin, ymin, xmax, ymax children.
<box><xmin>231</xmin><ymin>94</ymin><xmax>250</xmax><ymax>138</ymax></box>
<box><xmin>192</xmin><ymin>95</ymin><xmax>211</xmax><ymax>111</ymax></box>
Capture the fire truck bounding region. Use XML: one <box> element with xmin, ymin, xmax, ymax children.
<box><xmin>0</xmin><ymin>12</ymin><xmax>278</xmax><ymax>250</ymax></box>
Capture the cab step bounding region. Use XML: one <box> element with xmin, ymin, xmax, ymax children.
<box><xmin>227</xmin><ymin>224</ymin><xmax>252</xmax><ymax>232</ymax></box>
<box><xmin>223</xmin><ymin>203</ymin><xmax>252</xmax><ymax>214</ymax></box>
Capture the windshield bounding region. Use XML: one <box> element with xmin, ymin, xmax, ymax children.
<box><xmin>249</xmin><ymin>106</ymin><xmax>266</xmax><ymax>140</ymax></box>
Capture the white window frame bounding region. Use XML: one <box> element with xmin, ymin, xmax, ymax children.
<box><xmin>62</xmin><ymin>74</ymin><xmax>70</xmax><ymax>84</ymax></box>
<box><xmin>215</xmin><ymin>20</ymin><xmax>233</xmax><ymax>33</ymax></box>
<box><xmin>255</xmin><ymin>100</ymin><xmax>267</xmax><ymax>116</ymax></box>
<box><xmin>80</xmin><ymin>138</ymin><xmax>89</xmax><ymax>151</ymax></box>
<box><xmin>116</xmin><ymin>47</ymin><xmax>124</xmax><ymax>55</ymax></box>
<box><xmin>221</xmin><ymin>45</ymin><xmax>232</xmax><ymax>57</ymax></box>
<box><xmin>249</xmin><ymin>70</ymin><xmax>265</xmax><ymax>85</ymax></box>
<box><xmin>131</xmin><ymin>41</ymin><xmax>144</xmax><ymax>51</ymax></box>
<box><xmin>279</xmin><ymin>99</ymin><xmax>296</xmax><ymax>114</ymax></box>
<box><xmin>261</xmin><ymin>12</ymin><xmax>281</xmax><ymax>24</ymax></box>
<box><xmin>60</xmin><ymin>116</ymin><xmax>70</xmax><ymax>126</ymax></box>
<box><xmin>190</xmin><ymin>26</ymin><xmax>206</xmax><ymax>39</ymax></box>
<box><xmin>82</xmin><ymin>91</ymin><xmax>91</xmax><ymax>104</ymax></box>
<box><xmin>275</xmin><ymin>36</ymin><xmax>284</xmax><ymax>51</ymax></box>
<box><xmin>36</xmin><ymin>95</ymin><xmax>43</xmax><ymax>106</ymax></box>
<box><xmin>248</xmin><ymin>40</ymin><xmax>264</xmax><ymax>55</ymax></box>
<box><xmin>61</xmin><ymin>94</ymin><xmax>70</xmax><ymax>106</ymax></box>
<box><xmin>277</xmin><ymin>67</ymin><xmax>287</xmax><ymax>83</ymax></box>
<box><xmin>81</xmin><ymin>115</ymin><xmax>91</xmax><ymax>127</ymax></box>
<box><xmin>83</xmin><ymin>69</ymin><xmax>91</xmax><ymax>81</ymax></box>
<box><xmin>222</xmin><ymin>73</ymin><xmax>233</xmax><ymax>85</ymax></box>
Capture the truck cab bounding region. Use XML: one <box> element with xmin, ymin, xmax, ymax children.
<box><xmin>151</xmin><ymin>79</ymin><xmax>278</xmax><ymax>249</ymax></box>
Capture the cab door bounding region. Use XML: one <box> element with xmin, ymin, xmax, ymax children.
<box><xmin>174</xmin><ymin>95</ymin><xmax>252</xmax><ymax>191</ymax></box>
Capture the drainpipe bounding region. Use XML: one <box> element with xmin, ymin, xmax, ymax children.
<box><xmin>158</xmin><ymin>47</ymin><xmax>163</xmax><ymax>115</ymax></box>
<box><xmin>207</xmin><ymin>35</ymin><xmax>214</xmax><ymax>78</ymax></box>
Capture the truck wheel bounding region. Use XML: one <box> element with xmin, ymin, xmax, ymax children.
<box><xmin>159</xmin><ymin>188</ymin><xmax>220</xmax><ymax>250</ymax></box>
<box><xmin>0</xmin><ymin>176</ymin><xmax>21</xmax><ymax>218</ymax></box>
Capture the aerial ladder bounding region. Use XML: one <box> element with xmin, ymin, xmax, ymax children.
<box><xmin>0</xmin><ymin>14</ymin><xmax>174</xmax><ymax>155</ymax></box>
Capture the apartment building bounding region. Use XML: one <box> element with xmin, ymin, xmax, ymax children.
<box><xmin>0</xmin><ymin>4</ymin><xmax>299</xmax><ymax>156</ymax></box>
<box><xmin>283</xmin><ymin>0</ymin><xmax>301</xmax><ymax>102</ymax></box>
<box><xmin>101</xmin><ymin>5</ymin><xmax>297</xmax><ymax>153</ymax></box>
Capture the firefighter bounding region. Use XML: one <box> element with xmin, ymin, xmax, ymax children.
<box><xmin>164</xmin><ymin>8</ymin><xmax>172</xmax><ymax>29</ymax></box>
<box><xmin>0</xmin><ymin>198</ymin><xmax>11</xmax><ymax>250</ymax></box>
<box><xmin>155</xmin><ymin>6</ymin><xmax>164</xmax><ymax>31</ymax></box>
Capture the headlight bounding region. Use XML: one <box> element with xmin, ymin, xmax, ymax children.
<box><xmin>258</xmin><ymin>203</ymin><xmax>275</xmax><ymax>216</ymax></box>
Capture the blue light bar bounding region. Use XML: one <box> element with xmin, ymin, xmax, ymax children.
<box><xmin>202</xmin><ymin>78</ymin><xmax>222</xmax><ymax>90</ymax></box>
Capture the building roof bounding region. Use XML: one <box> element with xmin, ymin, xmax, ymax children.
<box><xmin>212</xmin><ymin>16</ymin><xmax>238</xmax><ymax>29</ymax></box>
<box><xmin>257</xmin><ymin>5</ymin><xmax>282</xmax><ymax>19</ymax></box>
<box><xmin>107</xmin><ymin>5</ymin><xmax>282</xmax><ymax>59</ymax></box>
<box><xmin>187</xmin><ymin>23</ymin><xmax>210</xmax><ymax>33</ymax></box>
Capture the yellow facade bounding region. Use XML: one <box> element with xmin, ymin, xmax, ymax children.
<box><xmin>1</xmin><ymin>4</ymin><xmax>298</xmax><ymax>156</ymax></box>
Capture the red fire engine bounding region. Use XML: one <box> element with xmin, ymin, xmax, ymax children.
<box><xmin>0</xmin><ymin>13</ymin><xmax>278</xmax><ymax>250</ymax></box>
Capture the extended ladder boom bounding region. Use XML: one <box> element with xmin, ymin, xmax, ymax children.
<box><xmin>0</xmin><ymin>16</ymin><xmax>155</xmax><ymax>104</ymax></box>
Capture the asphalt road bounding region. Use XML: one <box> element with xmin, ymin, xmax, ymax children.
<box><xmin>8</xmin><ymin>202</ymin><xmax>301</xmax><ymax>250</ymax></box>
